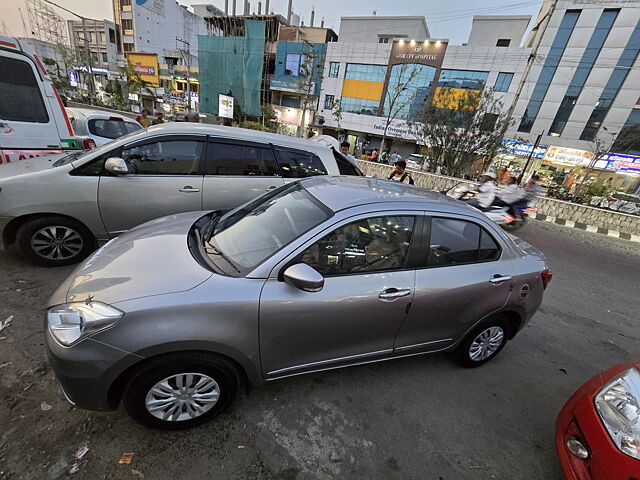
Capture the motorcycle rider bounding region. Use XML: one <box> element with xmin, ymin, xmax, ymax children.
<box><xmin>493</xmin><ymin>176</ymin><xmax>525</xmax><ymax>218</ymax></box>
<box><xmin>465</xmin><ymin>172</ymin><xmax>496</xmax><ymax>210</ymax></box>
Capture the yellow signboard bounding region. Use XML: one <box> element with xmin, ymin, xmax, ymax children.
<box><xmin>341</xmin><ymin>79</ymin><xmax>385</xmax><ymax>101</ymax></box>
<box><xmin>126</xmin><ymin>52</ymin><xmax>159</xmax><ymax>86</ymax></box>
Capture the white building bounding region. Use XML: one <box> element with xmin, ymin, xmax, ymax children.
<box><xmin>338</xmin><ymin>16</ymin><xmax>430</xmax><ymax>44</ymax></box>
<box><xmin>67</xmin><ymin>19</ymin><xmax>123</xmax><ymax>73</ymax></box>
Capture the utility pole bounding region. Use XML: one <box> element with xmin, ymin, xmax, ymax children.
<box><xmin>176</xmin><ymin>37</ymin><xmax>192</xmax><ymax>113</ymax></box>
<box><xmin>43</xmin><ymin>0</ymin><xmax>96</xmax><ymax>105</ymax></box>
<box><xmin>518</xmin><ymin>131</ymin><xmax>544</xmax><ymax>185</ymax></box>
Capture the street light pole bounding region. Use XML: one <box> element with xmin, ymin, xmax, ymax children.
<box><xmin>44</xmin><ymin>0</ymin><xmax>96</xmax><ymax>105</ymax></box>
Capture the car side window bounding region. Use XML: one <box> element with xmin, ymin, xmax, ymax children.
<box><xmin>300</xmin><ymin>216</ymin><xmax>415</xmax><ymax>275</ymax></box>
<box><xmin>276</xmin><ymin>148</ymin><xmax>328</xmax><ymax>178</ymax></box>
<box><xmin>206</xmin><ymin>141</ymin><xmax>279</xmax><ymax>176</ymax></box>
<box><xmin>426</xmin><ymin>217</ymin><xmax>500</xmax><ymax>267</ymax></box>
<box><xmin>121</xmin><ymin>139</ymin><xmax>203</xmax><ymax>175</ymax></box>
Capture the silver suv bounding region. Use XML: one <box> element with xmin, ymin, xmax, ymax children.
<box><xmin>0</xmin><ymin>123</ymin><xmax>362</xmax><ymax>266</ymax></box>
<box><xmin>46</xmin><ymin>176</ymin><xmax>551</xmax><ymax>429</ymax></box>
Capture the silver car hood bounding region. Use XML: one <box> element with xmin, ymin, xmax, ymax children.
<box><xmin>49</xmin><ymin>212</ymin><xmax>212</xmax><ymax>306</ymax></box>
<box><xmin>0</xmin><ymin>153</ymin><xmax>67</xmax><ymax>179</ymax></box>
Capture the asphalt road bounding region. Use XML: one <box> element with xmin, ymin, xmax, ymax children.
<box><xmin>0</xmin><ymin>220</ymin><xmax>638</xmax><ymax>480</ymax></box>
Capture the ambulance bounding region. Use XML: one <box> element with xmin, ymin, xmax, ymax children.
<box><xmin>0</xmin><ymin>35</ymin><xmax>86</xmax><ymax>166</ymax></box>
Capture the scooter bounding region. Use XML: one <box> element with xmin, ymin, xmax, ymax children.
<box><xmin>444</xmin><ymin>184</ymin><xmax>533</xmax><ymax>231</ymax></box>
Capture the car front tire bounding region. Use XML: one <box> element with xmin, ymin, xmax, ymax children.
<box><xmin>15</xmin><ymin>216</ymin><xmax>96</xmax><ymax>267</ymax></box>
<box><xmin>122</xmin><ymin>352</ymin><xmax>240</xmax><ymax>430</ymax></box>
<box><xmin>452</xmin><ymin>315</ymin><xmax>510</xmax><ymax>368</ymax></box>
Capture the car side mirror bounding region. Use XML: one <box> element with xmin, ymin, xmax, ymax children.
<box><xmin>282</xmin><ymin>263</ymin><xmax>324</xmax><ymax>292</ymax></box>
<box><xmin>104</xmin><ymin>157</ymin><xmax>128</xmax><ymax>175</ymax></box>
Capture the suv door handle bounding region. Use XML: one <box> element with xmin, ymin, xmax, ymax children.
<box><xmin>489</xmin><ymin>275</ymin><xmax>512</xmax><ymax>284</ymax></box>
<box><xmin>267</xmin><ymin>185</ymin><xmax>277</xmax><ymax>190</ymax></box>
<box><xmin>379</xmin><ymin>288</ymin><xmax>411</xmax><ymax>301</ymax></box>
<box><xmin>179</xmin><ymin>186</ymin><xmax>200</xmax><ymax>193</ymax></box>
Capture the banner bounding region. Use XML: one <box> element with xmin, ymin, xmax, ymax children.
<box><xmin>219</xmin><ymin>94</ymin><xmax>234</xmax><ymax>119</ymax></box>
<box><xmin>126</xmin><ymin>52</ymin><xmax>159</xmax><ymax>86</ymax></box>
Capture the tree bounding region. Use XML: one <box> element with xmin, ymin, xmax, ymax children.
<box><xmin>296</xmin><ymin>43</ymin><xmax>324</xmax><ymax>138</ymax></box>
<box><xmin>572</xmin><ymin>129</ymin><xmax>619</xmax><ymax>200</ymax></box>
<box><xmin>379</xmin><ymin>64</ymin><xmax>420</xmax><ymax>154</ymax></box>
<box><xmin>261</xmin><ymin>104</ymin><xmax>278</xmax><ymax>131</ymax></box>
<box><xmin>330</xmin><ymin>98</ymin><xmax>343</xmax><ymax>139</ymax></box>
<box><xmin>123</xmin><ymin>59</ymin><xmax>150</xmax><ymax>111</ymax></box>
<box><xmin>410</xmin><ymin>87</ymin><xmax>513</xmax><ymax>178</ymax></box>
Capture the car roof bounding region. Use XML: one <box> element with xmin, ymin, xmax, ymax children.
<box><xmin>142</xmin><ymin>123</ymin><xmax>330</xmax><ymax>154</ymax></box>
<box><xmin>65</xmin><ymin>107</ymin><xmax>136</xmax><ymax>122</ymax></box>
<box><xmin>300</xmin><ymin>176</ymin><xmax>476</xmax><ymax>214</ymax></box>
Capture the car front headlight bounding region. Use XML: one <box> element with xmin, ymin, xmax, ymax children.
<box><xmin>595</xmin><ymin>367</ymin><xmax>640</xmax><ymax>460</ymax></box>
<box><xmin>47</xmin><ymin>302</ymin><xmax>123</xmax><ymax>346</ymax></box>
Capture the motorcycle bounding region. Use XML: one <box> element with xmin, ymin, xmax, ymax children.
<box><xmin>444</xmin><ymin>183</ymin><xmax>533</xmax><ymax>231</ymax></box>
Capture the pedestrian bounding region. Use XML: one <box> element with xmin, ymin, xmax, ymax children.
<box><xmin>379</xmin><ymin>150</ymin><xmax>388</xmax><ymax>164</ymax></box>
<box><xmin>137</xmin><ymin>109</ymin><xmax>152</xmax><ymax>128</ymax></box>
<box><xmin>391</xmin><ymin>151</ymin><xmax>401</xmax><ymax>163</ymax></box>
<box><xmin>371</xmin><ymin>148</ymin><xmax>379</xmax><ymax>162</ymax></box>
<box><xmin>152</xmin><ymin>111</ymin><xmax>165</xmax><ymax>125</ymax></box>
<box><xmin>465</xmin><ymin>172</ymin><xmax>496</xmax><ymax>210</ymax></box>
<box><xmin>388</xmin><ymin>160</ymin><xmax>414</xmax><ymax>185</ymax></box>
<box><xmin>523</xmin><ymin>174</ymin><xmax>542</xmax><ymax>206</ymax></box>
<box><xmin>498</xmin><ymin>166</ymin><xmax>510</xmax><ymax>185</ymax></box>
<box><xmin>340</xmin><ymin>141</ymin><xmax>357</xmax><ymax>163</ymax></box>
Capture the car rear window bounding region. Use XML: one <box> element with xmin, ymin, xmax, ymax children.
<box><xmin>426</xmin><ymin>217</ymin><xmax>501</xmax><ymax>267</ymax></box>
<box><xmin>88</xmin><ymin>119</ymin><xmax>141</xmax><ymax>139</ymax></box>
<box><xmin>333</xmin><ymin>149</ymin><xmax>364</xmax><ymax>176</ymax></box>
<box><xmin>276</xmin><ymin>148</ymin><xmax>327</xmax><ymax>178</ymax></box>
<box><xmin>0</xmin><ymin>56</ymin><xmax>49</xmax><ymax>123</ymax></box>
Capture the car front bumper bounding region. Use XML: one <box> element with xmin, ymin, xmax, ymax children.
<box><xmin>45</xmin><ymin>323</ymin><xmax>143</xmax><ymax>411</ymax></box>
<box><xmin>555</xmin><ymin>362</ymin><xmax>640</xmax><ymax>480</ymax></box>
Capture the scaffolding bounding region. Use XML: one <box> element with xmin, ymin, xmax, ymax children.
<box><xmin>26</xmin><ymin>0</ymin><xmax>68</xmax><ymax>45</ymax></box>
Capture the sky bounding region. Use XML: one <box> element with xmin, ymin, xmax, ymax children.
<box><xmin>1</xmin><ymin>0</ymin><xmax>543</xmax><ymax>46</ymax></box>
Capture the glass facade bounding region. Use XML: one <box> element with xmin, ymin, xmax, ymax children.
<box><xmin>285</xmin><ymin>53</ymin><xmax>302</xmax><ymax>76</ymax></box>
<box><xmin>580</xmin><ymin>20</ymin><xmax>640</xmax><ymax>141</ymax></box>
<box><xmin>612</xmin><ymin>109</ymin><xmax>640</xmax><ymax>155</ymax></box>
<box><xmin>324</xmin><ymin>94</ymin><xmax>335</xmax><ymax>110</ymax></box>
<box><xmin>549</xmin><ymin>9</ymin><xmax>619</xmax><ymax>137</ymax></box>
<box><xmin>341</xmin><ymin>97</ymin><xmax>379</xmax><ymax>115</ymax></box>
<box><xmin>344</xmin><ymin>63</ymin><xmax>388</xmax><ymax>82</ymax></box>
<box><xmin>383</xmin><ymin>64</ymin><xmax>437</xmax><ymax>120</ymax></box>
<box><xmin>494</xmin><ymin>72</ymin><xmax>514</xmax><ymax>92</ymax></box>
<box><xmin>329</xmin><ymin>62</ymin><xmax>339</xmax><ymax>78</ymax></box>
<box><xmin>518</xmin><ymin>10</ymin><xmax>581</xmax><ymax>133</ymax></box>
<box><xmin>437</xmin><ymin>69</ymin><xmax>489</xmax><ymax>90</ymax></box>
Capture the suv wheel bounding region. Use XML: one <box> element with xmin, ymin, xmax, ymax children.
<box><xmin>452</xmin><ymin>315</ymin><xmax>509</xmax><ymax>368</ymax></box>
<box><xmin>15</xmin><ymin>216</ymin><xmax>96</xmax><ymax>267</ymax></box>
<box><xmin>122</xmin><ymin>353</ymin><xmax>240</xmax><ymax>430</ymax></box>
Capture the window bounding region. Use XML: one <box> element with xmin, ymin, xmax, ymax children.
<box><xmin>109</xmin><ymin>28</ymin><xmax>116</xmax><ymax>43</ymax></box>
<box><xmin>324</xmin><ymin>94</ymin><xmax>334</xmax><ymax>110</ymax></box>
<box><xmin>612</xmin><ymin>109</ymin><xmax>640</xmax><ymax>155</ymax></box>
<box><xmin>580</xmin><ymin>19</ymin><xmax>640</xmax><ymax>141</ymax></box>
<box><xmin>494</xmin><ymin>72</ymin><xmax>513</xmax><ymax>92</ymax></box>
<box><xmin>121</xmin><ymin>0</ymin><xmax>131</xmax><ymax>5</ymax></box>
<box><xmin>328</xmin><ymin>62</ymin><xmax>339</xmax><ymax>78</ymax></box>
<box><xmin>0</xmin><ymin>56</ymin><xmax>49</xmax><ymax>123</ymax></box>
<box><xmin>426</xmin><ymin>218</ymin><xmax>500</xmax><ymax>267</ymax></box>
<box><xmin>333</xmin><ymin>149</ymin><xmax>364</xmax><ymax>176</ymax></box>
<box><xmin>91</xmin><ymin>52</ymin><xmax>99</xmax><ymax>63</ymax></box>
<box><xmin>437</xmin><ymin>69</ymin><xmax>489</xmax><ymax>90</ymax></box>
<box><xmin>206</xmin><ymin>141</ymin><xmax>279</xmax><ymax>176</ymax></box>
<box><xmin>99</xmin><ymin>32</ymin><xmax>106</xmax><ymax>44</ymax></box>
<box><xmin>276</xmin><ymin>148</ymin><xmax>327</xmax><ymax>178</ymax></box>
<box><xmin>85</xmin><ymin>32</ymin><xmax>93</xmax><ymax>43</ymax></box>
<box><xmin>549</xmin><ymin>9</ymin><xmax>619</xmax><ymax>137</ymax></box>
<box><xmin>301</xmin><ymin>216</ymin><xmax>415</xmax><ymax>275</ymax></box>
<box><xmin>211</xmin><ymin>184</ymin><xmax>330</xmax><ymax>272</ymax></box>
<box><xmin>122</xmin><ymin>19</ymin><xmax>133</xmax><ymax>31</ymax></box>
<box><xmin>285</xmin><ymin>53</ymin><xmax>301</xmax><ymax>76</ymax></box>
<box><xmin>496</xmin><ymin>39</ymin><xmax>511</xmax><ymax>47</ymax></box>
<box><xmin>88</xmin><ymin>119</ymin><xmax>141</xmax><ymax>139</ymax></box>
<box><xmin>101</xmin><ymin>52</ymin><xmax>108</xmax><ymax>63</ymax></box>
<box><xmin>121</xmin><ymin>139</ymin><xmax>204</xmax><ymax>175</ymax></box>
<box><xmin>340</xmin><ymin>97</ymin><xmax>379</xmax><ymax>115</ymax></box>
<box><xmin>344</xmin><ymin>63</ymin><xmax>387</xmax><ymax>82</ymax></box>
<box><xmin>518</xmin><ymin>10</ymin><xmax>581</xmax><ymax>133</ymax></box>
<box><xmin>281</xmin><ymin>94</ymin><xmax>301</xmax><ymax>108</ymax></box>
<box><xmin>123</xmin><ymin>43</ymin><xmax>134</xmax><ymax>52</ymax></box>
<box><xmin>378</xmin><ymin>37</ymin><xmax>390</xmax><ymax>44</ymax></box>
<box><xmin>384</xmin><ymin>64</ymin><xmax>438</xmax><ymax>120</ymax></box>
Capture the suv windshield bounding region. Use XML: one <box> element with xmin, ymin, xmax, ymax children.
<box><xmin>208</xmin><ymin>183</ymin><xmax>331</xmax><ymax>273</ymax></box>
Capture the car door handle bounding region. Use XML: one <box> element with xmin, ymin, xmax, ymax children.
<box><xmin>489</xmin><ymin>275</ymin><xmax>512</xmax><ymax>284</ymax></box>
<box><xmin>266</xmin><ymin>185</ymin><xmax>277</xmax><ymax>190</ymax></box>
<box><xmin>179</xmin><ymin>186</ymin><xmax>200</xmax><ymax>193</ymax></box>
<box><xmin>379</xmin><ymin>288</ymin><xmax>411</xmax><ymax>301</ymax></box>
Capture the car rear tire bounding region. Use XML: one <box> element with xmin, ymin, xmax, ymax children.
<box><xmin>122</xmin><ymin>352</ymin><xmax>240</xmax><ymax>430</ymax></box>
<box><xmin>452</xmin><ymin>315</ymin><xmax>510</xmax><ymax>368</ymax></box>
<box><xmin>15</xmin><ymin>216</ymin><xmax>96</xmax><ymax>267</ymax></box>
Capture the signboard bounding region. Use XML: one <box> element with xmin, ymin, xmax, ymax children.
<box><xmin>135</xmin><ymin>0</ymin><xmax>165</xmax><ymax>16</ymax></box>
<box><xmin>219</xmin><ymin>94</ymin><xmax>234</xmax><ymax>119</ymax></box>
<box><xmin>502</xmin><ymin>139</ymin><xmax>548</xmax><ymax>159</ymax></box>
<box><xmin>126</xmin><ymin>52</ymin><xmax>160</xmax><ymax>86</ymax></box>
<box><xmin>595</xmin><ymin>152</ymin><xmax>640</xmax><ymax>174</ymax></box>
<box><xmin>68</xmin><ymin>71</ymin><xmax>78</xmax><ymax>87</ymax></box>
<box><xmin>128</xmin><ymin>93</ymin><xmax>139</xmax><ymax>101</ymax></box>
<box><xmin>371</xmin><ymin>117</ymin><xmax>418</xmax><ymax>141</ymax></box>
<box><xmin>390</xmin><ymin>40</ymin><xmax>447</xmax><ymax>65</ymax></box>
<box><xmin>543</xmin><ymin>146</ymin><xmax>594</xmax><ymax>166</ymax></box>
<box><xmin>270</xmin><ymin>77</ymin><xmax>306</xmax><ymax>93</ymax></box>
<box><xmin>73</xmin><ymin>65</ymin><xmax>108</xmax><ymax>74</ymax></box>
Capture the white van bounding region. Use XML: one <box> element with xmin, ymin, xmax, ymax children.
<box><xmin>0</xmin><ymin>35</ymin><xmax>84</xmax><ymax>166</ymax></box>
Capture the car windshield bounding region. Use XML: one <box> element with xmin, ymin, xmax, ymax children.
<box><xmin>208</xmin><ymin>183</ymin><xmax>331</xmax><ymax>272</ymax></box>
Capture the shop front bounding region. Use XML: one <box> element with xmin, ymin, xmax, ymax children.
<box><xmin>493</xmin><ymin>140</ymin><xmax>548</xmax><ymax>179</ymax></box>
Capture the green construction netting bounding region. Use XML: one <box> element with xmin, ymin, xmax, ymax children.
<box><xmin>198</xmin><ymin>20</ymin><xmax>265</xmax><ymax>117</ymax></box>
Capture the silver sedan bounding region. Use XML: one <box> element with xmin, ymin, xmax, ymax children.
<box><xmin>46</xmin><ymin>176</ymin><xmax>551</xmax><ymax>429</ymax></box>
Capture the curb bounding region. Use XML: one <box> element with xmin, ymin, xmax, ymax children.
<box><xmin>528</xmin><ymin>212</ymin><xmax>640</xmax><ymax>243</ymax></box>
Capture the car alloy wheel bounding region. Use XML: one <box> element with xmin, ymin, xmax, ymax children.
<box><xmin>30</xmin><ymin>226</ymin><xmax>84</xmax><ymax>261</ymax></box>
<box><xmin>145</xmin><ymin>372</ymin><xmax>220</xmax><ymax>422</ymax></box>
<box><xmin>469</xmin><ymin>326</ymin><xmax>505</xmax><ymax>361</ymax></box>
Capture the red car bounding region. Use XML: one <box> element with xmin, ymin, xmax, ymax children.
<box><xmin>556</xmin><ymin>360</ymin><xmax>640</xmax><ymax>479</ymax></box>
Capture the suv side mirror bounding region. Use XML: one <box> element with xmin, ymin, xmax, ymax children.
<box><xmin>282</xmin><ymin>263</ymin><xmax>324</xmax><ymax>292</ymax></box>
<box><xmin>104</xmin><ymin>157</ymin><xmax>128</xmax><ymax>175</ymax></box>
